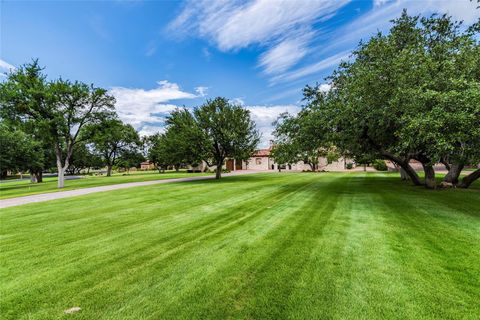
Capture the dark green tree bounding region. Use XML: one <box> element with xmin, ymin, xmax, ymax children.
<box><xmin>321</xmin><ymin>11</ymin><xmax>479</xmax><ymax>188</ymax></box>
<box><xmin>148</xmin><ymin>133</ymin><xmax>172</xmax><ymax>173</ymax></box>
<box><xmin>0</xmin><ymin>121</ymin><xmax>40</xmax><ymax>179</ymax></box>
<box><xmin>67</xmin><ymin>143</ymin><xmax>104</xmax><ymax>175</ymax></box>
<box><xmin>0</xmin><ymin>60</ymin><xmax>115</xmax><ymax>188</ymax></box>
<box><xmin>0</xmin><ymin>60</ymin><xmax>54</xmax><ymax>182</ymax></box>
<box><xmin>116</xmin><ymin>149</ymin><xmax>145</xmax><ymax>174</ymax></box>
<box><xmin>84</xmin><ymin>118</ymin><xmax>140</xmax><ymax>176</ymax></box>
<box><xmin>194</xmin><ymin>97</ymin><xmax>260</xmax><ymax>179</ymax></box>
<box><xmin>272</xmin><ymin>95</ymin><xmax>336</xmax><ymax>172</ymax></box>
<box><xmin>164</xmin><ymin>108</ymin><xmax>207</xmax><ymax>170</ymax></box>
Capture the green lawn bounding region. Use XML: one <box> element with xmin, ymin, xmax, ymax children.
<box><xmin>1</xmin><ymin>172</ymin><xmax>479</xmax><ymax>319</ymax></box>
<box><xmin>0</xmin><ymin>170</ymin><xmax>210</xmax><ymax>199</ymax></box>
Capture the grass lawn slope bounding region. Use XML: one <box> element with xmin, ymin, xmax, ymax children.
<box><xmin>0</xmin><ymin>170</ymin><xmax>209</xmax><ymax>200</ymax></box>
<box><xmin>1</xmin><ymin>172</ymin><xmax>479</xmax><ymax>319</ymax></box>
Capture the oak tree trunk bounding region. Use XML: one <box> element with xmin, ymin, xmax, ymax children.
<box><xmin>443</xmin><ymin>163</ymin><xmax>464</xmax><ymax>185</ymax></box>
<box><xmin>107</xmin><ymin>165</ymin><xmax>113</xmax><ymax>177</ymax></box>
<box><xmin>381</xmin><ymin>152</ymin><xmax>422</xmax><ymax>186</ymax></box>
<box><xmin>400</xmin><ymin>168</ymin><xmax>409</xmax><ymax>180</ymax></box>
<box><xmin>458</xmin><ymin>168</ymin><xmax>480</xmax><ymax>189</ymax></box>
<box><xmin>423</xmin><ymin>164</ymin><xmax>436</xmax><ymax>189</ymax></box>
<box><xmin>35</xmin><ymin>171</ymin><xmax>43</xmax><ymax>183</ymax></box>
<box><xmin>57</xmin><ymin>165</ymin><xmax>66</xmax><ymax>188</ymax></box>
<box><xmin>215</xmin><ymin>162</ymin><xmax>222</xmax><ymax>179</ymax></box>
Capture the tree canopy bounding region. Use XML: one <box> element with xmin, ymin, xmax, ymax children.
<box><xmin>194</xmin><ymin>97</ymin><xmax>260</xmax><ymax>179</ymax></box>
<box><xmin>83</xmin><ymin>118</ymin><xmax>140</xmax><ymax>176</ymax></box>
<box><xmin>0</xmin><ymin>60</ymin><xmax>116</xmax><ymax>187</ymax></box>
<box><xmin>293</xmin><ymin>11</ymin><xmax>480</xmax><ymax>189</ymax></box>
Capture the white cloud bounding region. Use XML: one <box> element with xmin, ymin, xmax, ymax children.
<box><xmin>109</xmin><ymin>80</ymin><xmax>202</xmax><ymax>133</ymax></box>
<box><xmin>138</xmin><ymin>125</ymin><xmax>164</xmax><ymax>137</ymax></box>
<box><xmin>373</xmin><ymin>0</ymin><xmax>390</xmax><ymax>7</ymax></box>
<box><xmin>230</xmin><ymin>97</ymin><xmax>245</xmax><ymax>106</ymax></box>
<box><xmin>246</xmin><ymin>104</ymin><xmax>302</xmax><ymax>147</ymax></box>
<box><xmin>268</xmin><ymin>0</ymin><xmax>479</xmax><ymax>85</ymax></box>
<box><xmin>271</xmin><ymin>50</ymin><xmax>350</xmax><ymax>84</ymax></box>
<box><xmin>329</xmin><ymin>0</ymin><xmax>479</xmax><ymax>53</ymax></box>
<box><xmin>0</xmin><ymin>59</ymin><xmax>15</xmax><ymax>72</ymax></box>
<box><xmin>318</xmin><ymin>83</ymin><xmax>332</xmax><ymax>92</ymax></box>
<box><xmin>195</xmin><ymin>86</ymin><xmax>209</xmax><ymax>97</ymax></box>
<box><xmin>111</xmin><ymin>80</ymin><xmax>301</xmax><ymax>147</ymax></box>
<box><xmin>258</xmin><ymin>32</ymin><xmax>313</xmax><ymax>75</ymax></box>
<box><xmin>168</xmin><ymin>0</ymin><xmax>350</xmax><ymax>74</ymax></box>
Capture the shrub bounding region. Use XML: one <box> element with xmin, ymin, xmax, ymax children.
<box><xmin>372</xmin><ymin>159</ymin><xmax>388</xmax><ymax>171</ymax></box>
<box><xmin>346</xmin><ymin>163</ymin><xmax>353</xmax><ymax>169</ymax></box>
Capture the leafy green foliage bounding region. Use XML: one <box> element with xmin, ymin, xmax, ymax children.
<box><xmin>0</xmin><ymin>60</ymin><xmax>115</xmax><ymax>187</ymax></box>
<box><xmin>0</xmin><ymin>122</ymin><xmax>41</xmax><ymax>178</ymax></box>
<box><xmin>372</xmin><ymin>159</ymin><xmax>388</xmax><ymax>171</ymax></box>
<box><xmin>194</xmin><ymin>97</ymin><xmax>260</xmax><ymax>178</ymax></box>
<box><xmin>116</xmin><ymin>149</ymin><xmax>145</xmax><ymax>173</ymax></box>
<box><xmin>148</xmin><ymin>133</ymin><xmax>171</xmax><ymax>172</ymax></box>
<box><xmin>83</xmin><ymin>118</ymin><xmax>140</xmax><ymax>176</ymax></box>
<box><xmin>67</xmin><ymin>143</ymin><xmax>104</xmax><ymax>175</ymax></box>
<box><xmin>304</xmin><ymin>11</ymin><xmax>480</xmax><ymax>188</ymax></box>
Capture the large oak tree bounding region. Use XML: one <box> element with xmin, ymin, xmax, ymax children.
<box><xmin>0</xmin><ymin>61</ymin><xmax>115</xmax><ymax>188</ymax></box>
<box><xmin>194</xmin><ymin>97</ymin><xmax>260</xmax><ymax>179</ymax></box>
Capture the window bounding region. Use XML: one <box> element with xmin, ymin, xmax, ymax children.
<box><xmin>256</xmin><ymin>158</ymin><xmax>262</xmax><ymax>165</ymax></box>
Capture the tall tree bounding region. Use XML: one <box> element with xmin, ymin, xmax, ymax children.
<box><xmin>0</xmin><ymin>60</ymin><xmax>53</xmax><ymax>182</ymax></box>
<box><xmin>0</xmin><ymin>121</ymin><xmax>40</xmax><ymax>179</ymax></box>
<box><xmin>324</xmin><ymin>13</ymin><xmax>425</xmax><ymax>186</ymax></box>
<box><xmin>272</xmin><ymin>94</ymin><xmax>335</xmax><ymax>172</ymax></box>
<box><xmin>164</xmin><ymin>108</ymin><xmax>207</xmax><ymax>169</ymax></box>
<box><xmin>323</xmin><ymin>11</ymin><xmax>480</xmax><ymax>188</ymax></box>
<box><xmin>148</xmin><ymin>133</ymin><xmax>172</xmax><ymax>173</ymax></box>
<box><xmin>49</xmin><ymin>79</ymin><xmax>115</xmax><ymax>187</ymax></box>
<box><xmin>84</xmin><ymin>118</ymin><xmax>140</xmax><ymax>176</ymax></box>
<box><xmin>393</xmin><ymin>14</ymin><xmax>480</xmax><ymax>188</ymax></box>
<box><xmin>270</xmin><ymin>142</ymin><xmax>297</xmax><ymax>172</ymax></box>
<box><xmin>0</xmin><ymin>61</ymin><xmax>115</xmax><ymax>188</ymax></box>
<box><xmin>194</xmin><ymin>97</ymin><xmax>260</xmax><ymax>179</ymax></box>
<box><xmin>116</xmin><ymin>149</ymin><xmax>145</xmax><ymax>174</ymax></box>
<box><xmin>67</xmin><ymin>143</ymin><xmax>104</xmax><ymax>175</ymax></box>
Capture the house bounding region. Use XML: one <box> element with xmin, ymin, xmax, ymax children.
<box><xmin>140</xmin><ymin>160</ymin><xmax>155</xmax><ymax>170</ymax></box>
<box><xmin>225</xmin><ymin>147</ymin><xmax>352</xmax><ymax>172</ymax></box>
<box><xmin>188</xmin><ymin>147</ymin><xmax>354</xmax><ymax>173</ymax></box>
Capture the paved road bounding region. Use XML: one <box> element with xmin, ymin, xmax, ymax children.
<box><xmin>0</xmin><ymin>171</ymin><xmax>263</xmax><ymax>209</ymax></box>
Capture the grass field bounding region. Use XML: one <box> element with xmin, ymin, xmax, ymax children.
<box><xmin>1</xmin><ymin>172</ymin><xmax>479</xmax><ymax>319</ymax></box>
<box><xmin>0</xmin><ymin>170</ymin><xmax>209</xmax><ymax>199</ymax></box>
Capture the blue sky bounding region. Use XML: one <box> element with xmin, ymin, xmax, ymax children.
<box><xmin>1</xmin><ymin>0</ymin><xmax>478</xmax><ymax>146</ymax></box>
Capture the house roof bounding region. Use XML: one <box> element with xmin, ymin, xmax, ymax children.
<box><xmin>253</xmin><ymin>148</ymin><xmax>271</xmax><ymax>157</ymax></box>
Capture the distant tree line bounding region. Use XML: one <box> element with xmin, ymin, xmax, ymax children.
<box><xmin>0</xmin><ymin>63</ymin><xmax>260</xmax><ymax>187</ymax></box>
<box><xmin>272</xmin><ymin>11</ymin><xmax>480</xmax><ymax>189</ymax></box>
<box><xmin>0</xmin><ymin>60</ymin><xmax>145</xmax><ymax>187</ymax></box>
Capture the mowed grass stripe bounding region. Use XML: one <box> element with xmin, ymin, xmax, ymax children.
<box><xmin>0</xmin><ymin>174</ymin><xmax>323</xmax><ymax>318</ymax></box>
<box><xmin>375</xmin><ymin>188</ymin><xmax>479</xmax><ymax>319</ymax></box>
<box><xmin>0</xmin><ymin>172</ymin><xmax>479</xmax><ymax>319</ymax></box>
<box><xmin>154</xmin><ymin>175</ymin><xmax>341</xmax><ymax>319</ymax></box>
